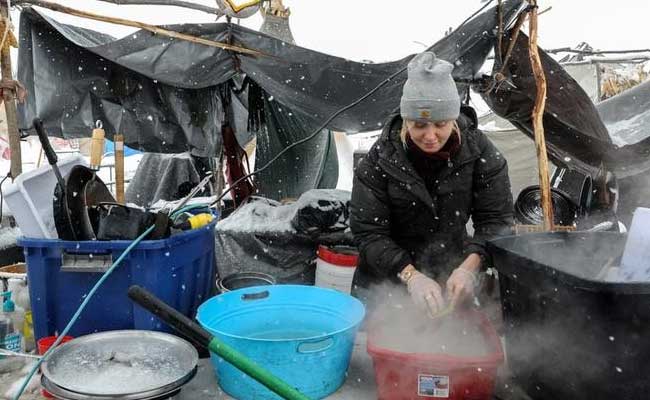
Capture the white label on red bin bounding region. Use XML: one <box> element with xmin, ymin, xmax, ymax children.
<box><xmin>418</xmin><ymin>374</ymin><xmax>450</xmax><ymax>398</ymax></box>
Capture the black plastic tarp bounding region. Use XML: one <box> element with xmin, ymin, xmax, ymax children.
<box><xmin>125</xmin><ymin>152</ymin><xmax>203</xmax><ymax>207</ymax></box>
<box><xmin>480</xmin><ymin>32</ymin><xmax>650</xmax><ymax>178</ymax></box>
<box><xmin>17</xmin><ymin>1</ymin><xmax>525</xmax><ymax>154</ymax></box>
<box><xmin>480</xmin><ymin>32</ymin><xmax>612</xmax><ymax>176</ymax></box>
<box><xmin>18</xmin><ymin>10</ymin><xmax>227</xmax><ymax>156</ymax></box>
<box><xmin>253</xmin><ymin>96</ymin><xmax>339</xmax><ymax>199</ymax></box>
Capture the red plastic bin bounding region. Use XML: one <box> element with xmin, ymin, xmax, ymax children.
<box><xmin>367</xmin><ymin>310</ymin><xmax>504</xmax><ymax>400</ymax></box>
<box><xmin>37</xmin><ymin>335</ymin><xmax>74</xmax><ymax>398</ymax></box>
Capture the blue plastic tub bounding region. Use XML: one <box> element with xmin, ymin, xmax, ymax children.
<box><xmin>197</xmin><ymin>285</ymin><xmax>365</xmax><ymax>400</ymax></box>
<box><xmin>18</xmin><ymin>222</ymin><xmax>217</xmax><ymax>340</ymax></box>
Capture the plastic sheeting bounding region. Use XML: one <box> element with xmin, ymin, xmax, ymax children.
<box><xmin>598</xmin><ymin>79</ymin><xmax>650</xmax><ymax>178</ymax></box>
<box><xmin>17</xmin><ymin>1</ymin><xmax>525</xmax><ymax>154</ymax></box>
<box><xmin>480</xmin><ymin>32</ymin><xmax>650</xmax><ymax>178</ymax></box>
<box><xmin>125</xmin><ymin>152</ymin><xmax>203</xmax><ymax>207</ymax></box>
<box><xmin>253</xmin><ymin>96</ymin><xmax>339</xmax><ymax>199</ymax></box>
<box><xmin>18</xmin><ymin>9</ymin><xmax>225</xmax><ymax>156</ymax></box>
<box><xmin>215</xmin><ymin>190</ymin><xmax>351</xmax><ymax>283</ymax></box>
<box><xmin>598</xmin><ymin>80</ymin><xmax>650</xmax><ymax>224</ymax></box>
<box><xmin>480</xmin><ymin>32</ymin><xmax>612</xmax><ymax>176</ymax></box>
<box><xmin>599</xmin><ymin>79</ymin><xmax>650</xmax><ymax>145</ymax></box>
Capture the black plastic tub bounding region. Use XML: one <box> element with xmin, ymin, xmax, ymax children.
<box><xmin>487</xmin><ymin>232</ymin><xmax>650</xmax><ymax>400</ymax></box>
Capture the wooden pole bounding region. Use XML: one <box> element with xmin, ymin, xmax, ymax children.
<box><xmin>0</xmin><ymin>5</ymin><xmax>21</xmax><ymax>178</ymax></box>
<box><xmin>13</xmin><ymin>0</ymin><xmax>267</xmax><ymax>57</ymax></box>
<box><xmin>114</xmin><ymin>134</ymin><xmax>125</xmax><ymax>204</ymax></box>
<box><xmin>90</xmin><ymin>123</ymin><xmax>105</xmax><ymax>171</ymax></box>
<box><xmin>528</xmin><ymin>0</ymin><xmax>554</xmax><ymax>231</ymax></box>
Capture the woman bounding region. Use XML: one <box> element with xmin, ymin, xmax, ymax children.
<box><xmin>350</xmin><ymin>52</ymin><xmax>514</xmax><ymax>316</ymax></box>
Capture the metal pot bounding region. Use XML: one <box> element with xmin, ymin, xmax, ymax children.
<box><xmin>41</xmin><ymin>330</ymin><xmax>198</xmax><ymax>399</ymax></box>
<box><xmin>216</xmin><ymin>271</ymin><xmax>276</xmax><ymax>293</ymax></box>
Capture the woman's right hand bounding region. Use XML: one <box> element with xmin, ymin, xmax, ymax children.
<box><xmin>407</xmin><ymin>271</ymin><xmax>446</xmax><ymax>317</ymax></box>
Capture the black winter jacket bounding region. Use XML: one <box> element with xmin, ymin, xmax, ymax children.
<box><xmin>350</xmin><ymin>107</ymin><xmax>514</xmax><ymax>287</ymax></box>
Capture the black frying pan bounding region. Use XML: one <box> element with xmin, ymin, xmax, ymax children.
<box><xmin>33</xmin><ymin>118</ymin><xmax>115</xmax><ymax>241</ymax></box>
<box><xmin>65</xmin><ymin>165</ymin><xmax>115</xmax><ymax>240</ymax></box>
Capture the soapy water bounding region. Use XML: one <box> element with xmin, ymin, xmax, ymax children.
<box><xmin>46</xmin><ymin>340</ymin><xmax>190</xmax><ymax>395</ymax></box>
<box><xmin>369</xmin><ymin>290</ymin><xmax>492</xmax><ymax>357</ymax></box>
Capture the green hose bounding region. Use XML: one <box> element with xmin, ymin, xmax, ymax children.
<box><xmin>208</xmin><ymin>337</ymin><xmax>311</xmax><ymax>400</ymax></box>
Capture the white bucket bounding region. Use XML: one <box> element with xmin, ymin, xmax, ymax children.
<box><xmin>315</xmin><ymin>245</ymin><xmax>358</xmax><ymax>294</ymax></box>
<box><xmin>621</xmin><ymin>207</ymin><xmax>650</xmax><ymax>281</ymax></box>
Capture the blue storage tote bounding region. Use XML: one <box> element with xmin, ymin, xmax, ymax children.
<box><xmin>197</xmin><ymin>285</ymin><xmax>365</xmax><ymax>400</ymax></box>
<box><xmin>18</xmin><ymin>222</ymin><xmax>217</xmax><ymax>340</ymax></box>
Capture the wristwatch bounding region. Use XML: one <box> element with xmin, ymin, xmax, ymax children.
<box><xmin>398</xmin><ymin>265</ymin><xmax>416</xmax><ymax>284</ymax></box>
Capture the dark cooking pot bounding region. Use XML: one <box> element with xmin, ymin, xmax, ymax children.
<box><xmin>216</xmin><ymin>271</ymin><xmax>276</xmax><ymax>293</ymax></box>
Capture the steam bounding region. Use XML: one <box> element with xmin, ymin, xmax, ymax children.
<box><xmin>362</xmin><ymin>282</ymin><xmax>493</xmax><ymax>357</ymax></box>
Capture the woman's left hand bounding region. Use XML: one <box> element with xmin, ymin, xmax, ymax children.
<box><xmin>446</xmin><ymin>266</ymin><xmax>479</xmax><ymax>308</ymax></box>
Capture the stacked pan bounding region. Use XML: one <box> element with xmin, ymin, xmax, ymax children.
<box><xmin>40</xmin><ymin>331</ymin><xmax>198</xmax><ymax>400</ymax></box>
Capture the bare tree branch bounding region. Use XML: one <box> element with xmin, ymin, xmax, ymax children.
<box><xmin>95</xmin><ymin>0</ymin><xmax>223</xmax><ymax>16</ymax></box>
<box><xmin>545</xmin><ymin>47</ymin><xmax>650</xmax><ymax>55</ymax></box>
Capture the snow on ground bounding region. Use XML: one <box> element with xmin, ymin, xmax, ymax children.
<box><xmin>0</xmin><ymin>360</ymin><xmax>41</xmax><ymax>400</ymax></box>
<box><xmin>216</xmin><ymin>197</ymin><xmax>296</xmax><ymax>233</ymax></box>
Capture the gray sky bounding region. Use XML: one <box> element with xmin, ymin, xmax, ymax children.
<box><xmin>15</xmin><ymin>0</ymin><xmax>650</xmax><ymax>62</ymax></box>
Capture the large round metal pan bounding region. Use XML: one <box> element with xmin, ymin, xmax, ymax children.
<box><xmin>42</xmin><ymin>330</ymin><xmax>198</xmax><ymax>398</ymax></box>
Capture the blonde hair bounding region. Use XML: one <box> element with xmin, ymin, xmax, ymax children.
<box><xmin>400</xmin><ymin>120</ymin><xmax>461</xmax><ymax>144</ymax></box>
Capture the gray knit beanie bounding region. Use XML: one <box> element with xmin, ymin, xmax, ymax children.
<box><xmin>400</xmin><ymin>52</ymin><xmax>460</xmax><ymax>122</ymax></box>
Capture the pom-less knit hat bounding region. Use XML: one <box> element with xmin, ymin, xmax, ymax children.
<box><xmin>400</xmin><ymin>52</ymin><xmax>460</xmax><ymax>122</ymax></box>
